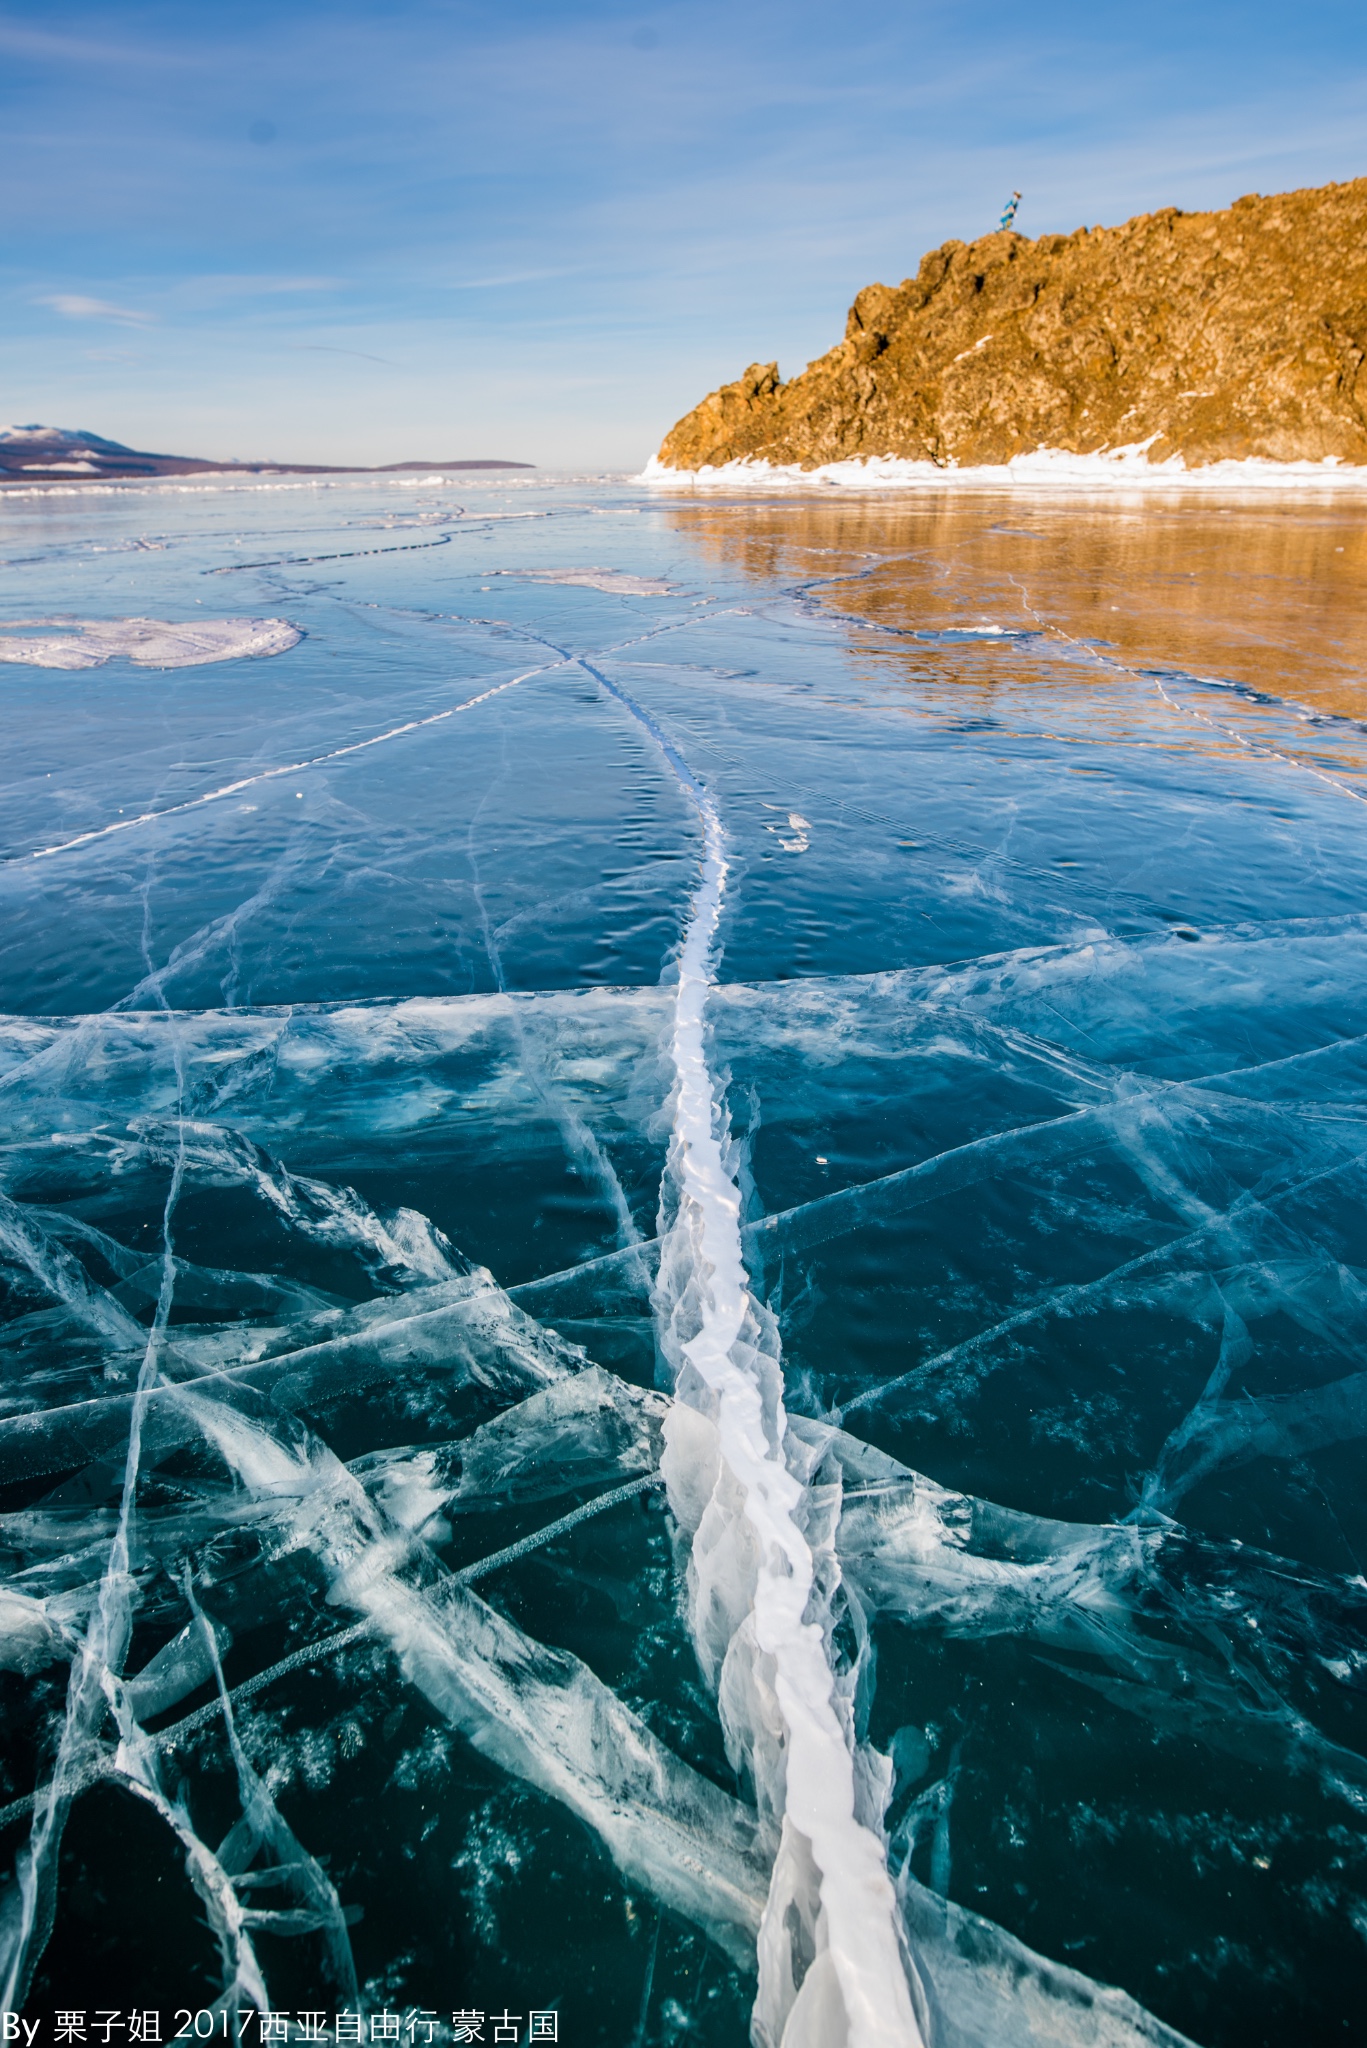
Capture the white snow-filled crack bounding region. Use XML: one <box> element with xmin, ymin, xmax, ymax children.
<box><xmin>582</xmin><ymin>658</ymin><xmax>922</xmax><ymax>2044</ymax></box>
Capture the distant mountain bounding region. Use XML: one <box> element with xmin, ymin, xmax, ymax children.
<box><xmin>0</xmin><ymin>426</ymin><xmax>533</xmax><ymax>481</ymax></box>
<box><xmin>656</xmin><ymin>176</ymin><xmax>1367</xmax><ymax>472</ymax></box>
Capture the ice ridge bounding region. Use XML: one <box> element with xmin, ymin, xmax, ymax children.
<box><xmin>586</xmin><ymin>661</ymin><xmax>922</xmax><ymax>2042</ymax></box>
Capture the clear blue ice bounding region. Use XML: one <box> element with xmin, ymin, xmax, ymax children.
<box><xmin>1</xmin><ymin>473</ymin><xmax>1366</xmax><ymax>2044</ymax></box>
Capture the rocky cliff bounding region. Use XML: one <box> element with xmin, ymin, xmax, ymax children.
<box><xmin>656</xmin><ymin>177</ymin><xmax>1367</xmax><ymax>472</ymax></box>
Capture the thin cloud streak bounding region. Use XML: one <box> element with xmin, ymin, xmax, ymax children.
<box><xmin>176</xmin><ymin>274</ymin><xmax>344</xmax><ymax>299</ymax></box>
<box><xmin>288</xmin><ymin>344</ymin><xmax>397</xmax><ymax>365</ymax></box>
<box><xmin>0</xmin><ymin>13</ymin><xmax>194</xmax><ymax>68</ymax></box>
<box><xmin>37</xmin><ymin>293</ymin><xmax>153</xmax><ymax>325</ymax></box>
<box><xmin>445</xmin><ymin>268</ymin><xmax>585</xmax><ymax>291</ymax></box>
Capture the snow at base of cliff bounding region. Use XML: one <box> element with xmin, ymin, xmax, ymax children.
<box><xmin>640</xmin><ymin>446</ymin><xmax>1367</xmax><ymax>492</ymax></box>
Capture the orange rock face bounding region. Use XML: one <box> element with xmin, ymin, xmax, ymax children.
<box><xmin>656</xmin><ymin>178</ymin><xmax>1367</xmax><ymax>471</ymax></box>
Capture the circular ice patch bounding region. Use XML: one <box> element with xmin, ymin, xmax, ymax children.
<box><xmin>0</xmin><ymin>616</ymin><xmax>302</xmax><ymax>669</ymax></box>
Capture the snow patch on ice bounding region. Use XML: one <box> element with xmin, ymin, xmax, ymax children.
<box><xmin>495</xmin><ymin>567</ymin><xmax>676</xmax><ymax>596</ymax></box>
<box><xmin>0</xmin><ymin>617</ymin><xmax>301</xmax><ymax>670</ymax></box>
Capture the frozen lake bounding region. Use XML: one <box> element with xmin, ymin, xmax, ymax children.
<box><xmin>1</xmin><ymin>470</ymin><xmax>1366</xmax><ymax>2045</ymax></box>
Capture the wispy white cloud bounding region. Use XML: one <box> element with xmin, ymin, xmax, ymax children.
<box><xmin>445</xmin><ymin>267</ymin><xmax>585</xmax><ymax>291</ymax></box>
<box><xmin>0</xmin><ymin>14</ymin><xmax>192</xmax><ymax>68</ymax></box>
<box><xmin>177</xmin><ymin>274</ymin><xmax>345</xmax><ymax>300</ymax></box>
<box><xmin>287</xmin><ymin>343</ymin><xmax>396</xmax><ymax>365</ymax></box>
<box><xmin>38</xmin><ymin>293</ymin><xmax>153</xmax><ymax>325</ymax></box>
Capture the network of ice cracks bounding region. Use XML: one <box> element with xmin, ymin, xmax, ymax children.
<box><xmin>3</xmin><ymin>659</ymin><xmax>1367</xmax><ymax>2043</ymax></box>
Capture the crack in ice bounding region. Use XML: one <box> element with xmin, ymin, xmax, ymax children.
<box><xmin>8</xmin><ymin>666</ymin><xmax>559</xmax><ymax>865</ymax></box>
<box><xmin>582</xmin><ymin>661</ymin><xmax>922</xmax><ymax>2044</ymax></box>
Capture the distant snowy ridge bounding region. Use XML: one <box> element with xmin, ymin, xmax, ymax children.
<box><xmin>0</xmin><ymin>423</ymin><xmax>134</xmax><ymax>450</ymax></box>
<box><xmin>0</xmin><ymin>425</ymin><xmax>534</xmax><ymax>481</ymax></box>
<box><xmin>0</xmin><ymin>423</ymin><xmax>223</xmax><ymax>481</ymax></box>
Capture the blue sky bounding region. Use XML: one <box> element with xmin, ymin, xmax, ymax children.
<box><xmin>2</xmin><ymin>0</ymin><xmax>1364</xmax><ymax>468</ymax></box>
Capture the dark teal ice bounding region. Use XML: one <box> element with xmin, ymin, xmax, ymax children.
<box><xmin>1</xmin><ymin>473</ymin><xmax>1366</xmax><ymax>2046</ymax></box>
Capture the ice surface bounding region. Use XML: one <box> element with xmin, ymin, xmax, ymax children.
<box><xmin>0</xmin><ymin>474</ymin><xmax>1364</xmax><ymax>2042</ymax></box>
<box><xmin>0</xmin><ymin>617</ymin><xmax>301</xmax><ymax>668</ymax></box>
<box><xmin>896</xmin><ymin>1878</ymin><xmax>1198</xmax><ymax>2048</ymax></box>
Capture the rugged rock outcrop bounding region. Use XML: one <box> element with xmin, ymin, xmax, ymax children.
<box><xmin>656</xmin><ymin>177</ymin><xmax>1367</xmax><ymax>471</ymax></box>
